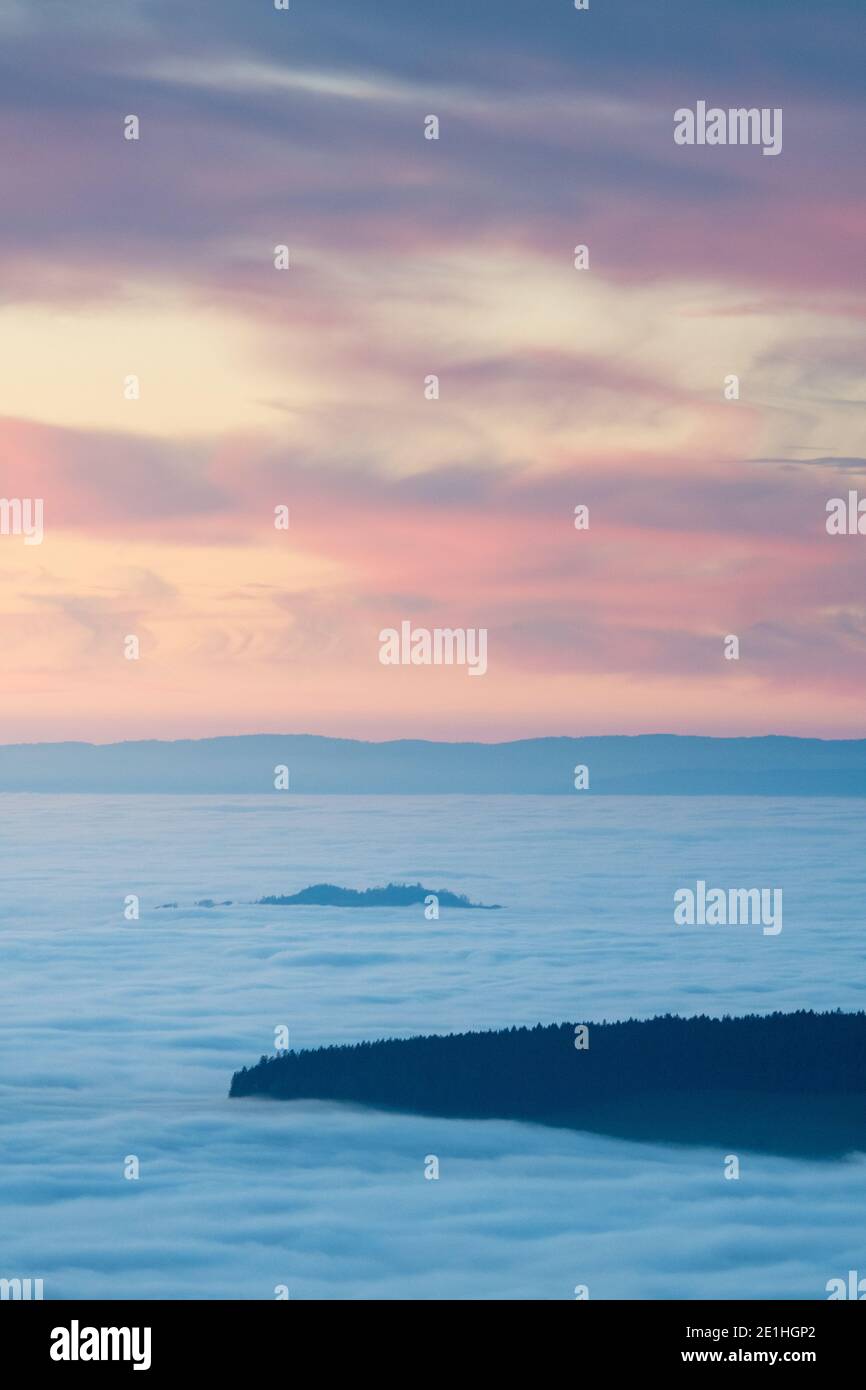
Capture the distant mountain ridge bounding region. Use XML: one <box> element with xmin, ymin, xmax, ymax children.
<box><xmin>2</xmin><ymin>733</ymin><xmax>866</xmax><ymax>794</ymax></box>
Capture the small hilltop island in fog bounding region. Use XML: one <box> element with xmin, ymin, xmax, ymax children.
<box><xmin>155</xmin><ymin>882</ymin><xmax>499</xmax><ymax>910</ymax></box>
<box><xmin>5</xmin><ymin>733</ymin><xmax>866</xmax><ymax>794</ymax></box>
<box><xmin>230</xmin><ymin>1011</ymin><xmax>866</xmax><ymax>1158</ymax></box>
<box><xmin>257</xmin><ymin>883</ymin><xmax>500</xmax><ymax>909</ymax></box>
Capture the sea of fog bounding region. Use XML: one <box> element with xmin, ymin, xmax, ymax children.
<box><xmin>1</xmin><ymin>793</ymin><xmax>865</xmax><ymax>1300</ymax></box>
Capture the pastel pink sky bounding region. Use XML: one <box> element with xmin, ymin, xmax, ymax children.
<box><xmin>1</xmin><ymin>0</ymin><xmax>864</xmax><ymax>742</ymax></box>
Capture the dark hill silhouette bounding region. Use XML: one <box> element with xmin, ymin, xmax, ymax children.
<box><xmin>229</xmin><ymin>1011</ymin><xmax>866</xmax><ymax>1157</ymax></box>
<box><xmin>256</xmin><ymin>882</ymin><xmax>499</xmax><ymax>909</ymax></box>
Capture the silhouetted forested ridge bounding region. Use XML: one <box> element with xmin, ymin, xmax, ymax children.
<box><xmin>229</xmin><ymin>1011</ymin><xmax>866</xmax><ymax>1156</ymax></box>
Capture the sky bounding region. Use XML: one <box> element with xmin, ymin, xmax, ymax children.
<box><xmin>1</xmin><ymin>0</ymin><xmax>864</xmax><ymax>743</ymax></box>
